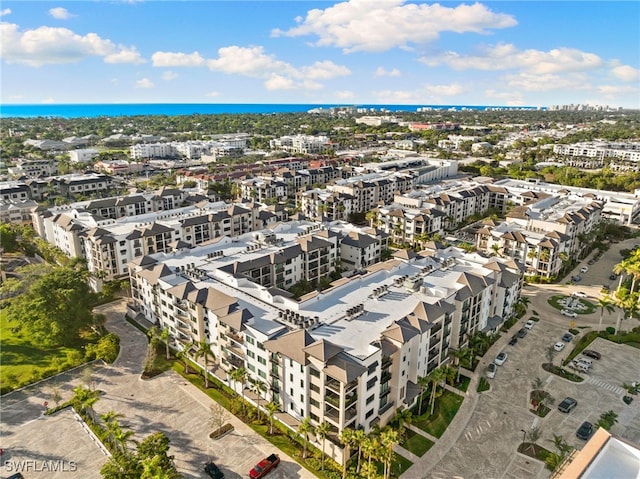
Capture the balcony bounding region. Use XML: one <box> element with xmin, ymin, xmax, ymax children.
<box><xmin>324</xmin><ymin>406</ymin><xmax>340</xmax><ymax>424</ymax></box>
<box><xmin>345</xmin><ymin>392</ymin><xmax>358</xmax><ymax>408</ymax></box>
<box><xmin>228</xmin><ymin>356</ymin><xmax>244</xmax><ymax>369</ymax></box>
<box><xmin>344</xmin><ymin>404</ymin><xmax>357</xmax><ymax>422</ymax></box>
<box><xmin>227</xmin><ymin>331</ymin><xmax>243</xmax><ymax>344</ymax></box>
<box><xmin>380</xmin><ymin>370</ymin><xmax>392</xmax><ymax>383</ymax></box>
<box><xmin>345</xmin><ymin>379</ymin><xmax>358</xmax><ymax>394</ymax></box>
<box><xmin>325</xmin><ymin>377</ymin><xmax>342</xmax><ymax>394</ymax></box>
<box><xmin>325</xmin><ymin>392</ymin><xmax>341</xmax><ymax>408</ymax></box>
<box><xmin>270</xmin><ymin>367</ymin><xmax>279</xmax><ymax>378</ymax></box>
<box><xmin>226</xmin><ymin>344</ymin><xmax>244</xmax><ymax>358</ymax></box>
<box><xmin>381</xmin><ymin>357</ymin><xmax>393</xmax><ymax>369</ymax></box>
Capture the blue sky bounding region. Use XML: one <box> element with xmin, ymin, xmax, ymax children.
<box><xmin>1</xmin><ymin>1</ymin><xmax>638</xmax><ymax>108</ymax></box>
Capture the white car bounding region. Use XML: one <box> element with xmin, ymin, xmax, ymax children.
<box><xmin>494</xmin><ymin>352</ymin><xmax>508</xmax><ymax>366</ymax></box>
<box><xmin>554</xmin><ymin>342</ymin><xmax>566</xmax><ymax>352</ymax></box>
<box><xmin>580</xmin><ymin>266</ymin><xmax>589</xmax><ymax>273</ymax></box>
<box><xmin>561</xmin><ymin>309</ymin><xmax>578</xmax><ymax>318</ymax></box>
<box><xmin>487</xmin><ymin>362</ymin><xmax>497</xmax><ymax>378</ymax></box>
<box><xmin>525</xmin><ymin>319</ymin><xmax>535</xmax><ymax>329</ymax></box>
<box><xmin>572</xmin><ymin>291</ymin><xmax>588</xmax><ymax>298</ymax></box>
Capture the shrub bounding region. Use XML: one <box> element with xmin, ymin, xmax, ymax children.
<box><xmin>606</xmin><ymin>327</ymin><xmax>615</xmax><ymax>335</ymax></box>
<box><xmin>210</xmin><ymin>423</ymin><xmax>234</xmax><ymax>439</ymax></box>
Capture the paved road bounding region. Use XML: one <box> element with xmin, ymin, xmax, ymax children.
<box><xmin>1</xmin><ymin>299</ymin><xmax>316</xmax><ymax>479</ymax></box>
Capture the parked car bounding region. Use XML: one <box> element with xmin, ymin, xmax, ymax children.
<box><xmin>572</xmin><ymin>275</ymin><xmax>582</xmax><ymax>282</ymax></box>
<box><xmin>249</xmin><ymin>454</ymin><xmax>280</xmax><ymax>479</ymax></box>
<box><xmin>517</xmin><ymin>328</ymin><xmax>528</xmax><ymax>338</ymax></box>
<box><xmin>582</xmin><ymin>350</ymin><xmax>602</xmax><ymax>360</ymax></box>
<box><xmin>588</xmin><ymin>259</ymin><xmax>595</xmax><ymax>265</ymax></box>
<box><xmin>580</xmin><ymin>266</ymin><xmax>589</xmax><ymax>273</ymax></box>
<box><xmin>494</xmin><ymin>352</ymin><xmax>508</xmax><ymax>366</ymax></box>
<box><xmin>570</xmin><ymin>360</ymin><xmax>590</xmax><ymax>373</ymax></box>
<box><xmin>561</xmin><ymin>309</ymin><xmax>578</xmax><ymax>318</ymax></box>
<box><xmin>576</xmin><ymin>421</ymin><xmax>594</xmax><ymax>440</ymax></box>
<box><xmin>558</xmin><ymin>397</ymin><xmax>578</xmax><ymax>413</ymax></box>
<box><xmin>575</xmin><ymin>357</ymin><xmax>593</xmax><ymax>367</ymax></box>
<box><xmin>525</xmin><ymin>319</ymin><xmax>535</xmax><ymax>329</ymax></box>
<box><xmin>572</xmin><ymin>291</ymin><xmax>588</xmax><ymax>298</ymax></box>
<box><xmin>609</xmin><ymin>273</ymin><xmax>618</xmax><ymax>280</ymax></box>
<box><xmin>508</xmin><ymin>335</ymin><xmax>518</xmax><ymax>346</ymax></box>
<box><xmin>204</xmin><ymin>462</ymin><xmax>225</xmax><ymax>479</ymax></box>
<box><xmin>554</xmin><ymin>342</ymin><xmax>566</xmax><ymax>352</ymax></box>
<box><xmin>562</xmin><ymin>333</ymin><xmax>573</xmax><ymax>342</ymax></box>
<box><xmin>486</xmin><ymin>362</ymin><xmax>497</xmax><ymax>379</ymax></box>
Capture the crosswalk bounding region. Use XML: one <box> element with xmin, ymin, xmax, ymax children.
<box><xmin>586</xmin><ymin>376</ymin><xmax>626</xmax><ymax>396</ymax></box>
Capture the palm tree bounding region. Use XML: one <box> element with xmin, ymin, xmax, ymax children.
<box><xmin>416</xmin><ymin>375</ymin><xmax>430</xmax><ymax>415</ymax></box>
<box><xmin>597</xmin><ymin>296</ymin><xmax>616</xmax><ymax>330</ymax></box>
<box><xmin>450</xmin><ymin>348</ymin><xmax>470</xmax><ymax>383</ymax></box>
<box><xmin>298</xmin><ymin>417</ymin><xmax>315</xmax><ymax>459</ymax></box>
<box><xmin>265</xmin><ymin>402</ymin><xmax>280</xmax><ymax>435</ymax></box>
<box><xmin>195</xmin><ymin>340</ymin><xmax>214</xmax><ymax>389</ymax></box>
<box><xmin>393</xmin><ymin>408</ymin><xmax>413</xmax><ymax>439</ymax></box>
<box><xmin>160</xmin><ymin>327</ymin><xmax>171</xmax><ymax>360</ymax></box>
<box><xmin>353</xmin><ymin>428</ymin><xmax>367</xmax><ymax>473</ymax></box>
<box><xmin>380</xmin><ymin>428</ymin><xmax>399</xmax><ymax>479</ymax></box>
<box><xmin>339</xmin><ymin>427</ymin><xmax>355</xmax><ymax>479</ymax></box>
<box><xmin>229</xmin><ymin>367</ymin><xmax>247</xmax><ymax>416</ymax></box>
<box><xmin>442</xmin><ymin>364</ymin><xmax>457</xmax><ymax>386</ymax></box>
<box><xmin>526</xmin><ymin>426</ymin><xmax>543</xmax><ymax>454</ymax></box>
<box><xmin>249</xmin><ymin>378</ymin><xmax>267</xmax><ymax>420</ymax></box>
<box><xmin>176</xmin><ymin>350</ymin><xmax>190</xmax><ymax>374</ymax></box>
<box><xmin>315</xmin><ymin>421</ymin><xmax>330</xmax><ymax>471</ymax></box>
<box><xmin>428</xmin><ymin>367</ymin><xmax>446</xmax><ymax>416</ymax></box>
<box><xmin>71</xmin><ymin>385</ymin><xmax>100</xmax><ymax>421</ymax></box>
<box><xmin>101</xmin><ymin>411</ymin><xmax>125</xmax><ymax>451</ymax></box>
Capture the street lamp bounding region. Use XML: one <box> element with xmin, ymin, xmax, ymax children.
<box><xmin>520</xmin><ymin>429</ymin><xmax>527</xmax><ymax>452</ymax></box>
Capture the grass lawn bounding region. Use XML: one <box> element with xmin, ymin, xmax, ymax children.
<box><xmin>401</xmin><ymin>429</ymin><xmax>434</xmax><ymax>457</ymax></box>
<box><xmin>547</xmin><ymin>295</ymin><xmax>596</xmax><ymax>315</ymax></box>
<box><xmin>454</xmin><ymin>375</ymin><xmax>471</xmax><ymax>392</ymax></box>
<box><xmin>412</xmin><ymin>390</ymin><xmax>464</xmax><ymax>438</ymax></box>
<box><xmin>376</xmin><ymin>452</ymin><xmax>413</xmax><ymax>478</ymax></box>
<box><xmin>477</xmin><ymin>377</ymin><xmax>491</xmax><ymax>392</ymax></box>
<box><xmin>0</xmin><ymin>314</ymin><xmax>93</xmax><ymax>393</ymax></box>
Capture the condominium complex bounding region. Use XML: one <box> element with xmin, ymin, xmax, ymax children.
<box><xmin>553</xmin><ymin>141</ymin><xmax>640</xmax><ymax>170</ymax></box>
<box><xmin>127</xmin><ymin>235</ymin><xmax>522</xmax><ymax>462</ymax></box>
<box><xmin>32</xmin><ymin>190</ymin><xmax>288</xmax><ymax>280</ymax></box>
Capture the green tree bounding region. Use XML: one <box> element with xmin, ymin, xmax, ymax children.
<box><xmin>265</xmin><ymin>402</ymin><xmax>280</xmax><ymax>435</ymax></box>
<box><xmin>229</xmin><ymin>367</ymin><xmax>248</xmax><ymax>416</ymax></box>
<box><xmin>597</xmin><ymin>296</ymin><xmax>616</xmax><ymax>330</ymax></box>
<box><xmin>71</xmin><ymin>385</ymin><xmax>101</xmax><ymax>421</ymax></box>
<box><xmin>316</xmin><ymin>421</ymin><xmax>330</xmax><ymax>471</ymax></box>
<box><xmin>380</xmin><ymin>428</ymin><xmax>399</xmax><ymax>479</ymax></box>
<box><xmin>597</xmin><ymin>410</ymin><xmax>618</xmax><ymax>431</ymax></box>
<box><xmin>298</xmin><ymin>417</ymin><xmax>315</xmax><ymax>459</ymax></box>
<box><xmin>339</xmin><ymin>427</ymin><xmax>355</xmax><ymax>479</ymax></box>
<box><xmin>249</xmin><ymin>378</ymin><xmax>267</xmax><ymax>420</ymax></box>
<box><xmin>427</xmin><ymin>367</ymin><xmax>446</xmax><ymax>416</ymax></box>
<box><xmin>393</xmin><ymin>408</ymin><xmax>413</xmax><ymax>438</ymax></box>
<box><xmin>416</xmin><ymin>375</ymin><xmax>430</xmax><ymax>415</ymax></box>
<box><xmin>160</xmin><ymin>327</ymin><xmax>171</xmax><ymax>360</ymax></box>
<box><xmin>195</xmin><ymin>340</ymin><xmax>214</xmax><ymax>389</ymax></box>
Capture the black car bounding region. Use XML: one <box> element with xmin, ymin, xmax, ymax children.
<box><xmin>558</xmin><ymin>397</ymin><xmax>578</xmax><ymax>413</ymax></box>
<box><xmin>508</xmin><ymin>335</ymin><xmax>518</xmax><ymax>345</ymax></box>
<box><xmin>582</xmin><ymin>350</ymin><xmax>602</xmax><ymax>360</ymax></box>
<box><xmin>517</xmin><ymin>328</ymin><xmax>527</xmax><ymax>338</ymax></box>
<box><xmin>572</xmin><ymin>275</ymin><xmax>582</xmax><ymax>282</ymax></box>
<box><xmin>576</xmin><ymin>421</ymin><xmax>594</xmax><ymax>440</ymax></box>
<box><xmin>562</xmin><ymin>333</ymin><xmax>573</xmax><ymax>342</ymax></box>
<box><xmin>609</xmin><ymin>273</ymin><xmax>618</xmax><ymax>280</ymax></box>
<box><xmin>205</xmin><ymin>462</ymin><xmax>225</xmax><ymax>479</ymax></box>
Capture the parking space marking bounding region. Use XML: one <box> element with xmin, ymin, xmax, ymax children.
<box><xmin>586</xmin><ymin>377</ymin><xmax>626</xmax><ymax>395</ymax></box>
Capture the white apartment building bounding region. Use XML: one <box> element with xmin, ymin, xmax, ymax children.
<box><xmin>553</xmin><ymin>142</ymin><xmax>640</xmax><ymax>170</ymax></box>
<box><xmin>0</xmin><ymin>199</ymin><xmax>39</xmax><ymax>224</ymax></box>
<box><xmin>127</xmin><ymin>242</ymin><xmax>522</xmax><ymax>463</ymax></box>
<box><xmin>32</xmin><ymin>194</ymin><xmax>288</xmax><ymax>280</ymax></box>
<box><xmin>270</xmin><ymin>135</ymin><xmax>332</xmax><ymax>154</ymax></box>
<box><xmin>69</xmin><ymin>148</ymin><xmax>100</xmax><ymax>164</ymax></box>
<box><xmin>8</xmin><ymin>159</ymin><xmax>58</xmax><ymax>179</ymax></box>
<box><xmin>130</xmin><ymin>143</ymin><xmax>176</xmax><ymax>160</ymax></box>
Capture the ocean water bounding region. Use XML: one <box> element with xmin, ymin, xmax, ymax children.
<box><xmin>0</xmin><ymin>103</ymin><xmax>539</xmax><ymax>119</ymax></box>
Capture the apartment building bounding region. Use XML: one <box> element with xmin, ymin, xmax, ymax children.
<box><xmin>0</xmin><ymin>199</ymin><xmax>39</xmax><ymax>224</ymax></box>
<box><xmin>127</xmin><ymin>240</ymin><xmax>522</xmax><ymax>463</ymax></box>
<box><xmin>328</xmin><ymin>221</ymin><xmax>389</xmax><ymax>271</ymax></box>
<box><xmin>493</xmin><ymin>178</ymin><xmax>640</xmax><ymax>225</ymax></box>
<box><xmin>32</xmin><ymin>194</ymin><xmax>288</xmax><ymax>280</ymax></box>
<box><xmin>270</xmin><ymin>135</ymin><xmax>332</xmax><ymax>154</ymax></box>
<box><xmin>553</xmin><ymin>142</ymin><xmax>640</xmax><ymax>171</ymax></box>
<box><xmin>8</xmin><ymin>159</ymin><xmax>58</xmax><ymax>179</ymax></box>
<box><xmin>475</xmin><ymin>195</ymin><xmax>603</xmax><ymax>278</ymax></box>
<box><xmin>297</xmin><ymin>189</ymin><xmax>354</xmax><ymax>222</ymax></box>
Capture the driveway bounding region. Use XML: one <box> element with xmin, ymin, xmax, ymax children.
<box><xmin>0</xmin><ymin>299</ymin><xmax>316</xmax><ymax>479</ymax></box>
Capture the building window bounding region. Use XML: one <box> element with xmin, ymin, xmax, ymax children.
<box><xmin>310</xmin><ymin>368</ymin><xmax>320</xmax><ymax>378</ymax></box>
<box><xmin>290</xmin><ymin>373</ymin><xmax>293</xmax><ymax>382</ymax></box>
<box><xmin>258</xmin><ymin>356</ymin><xmax>266</xmax><ymax>365</ymax></box>
<box><xmin>367</xmin><ymin>362</ymin><xmax>378</xmax><ymax>375</ymax></box>
<box><xmin>367</xmin><ymin>377</ymin><xmax>377</xmax><ymax>390</ymax></box>
<box><xmin>366</xmin><ymin>395</ymin><xmax>374</xmax><ymax>405</ymax></box>
<box><xmin>310</xmin><ymin>398</ymin><xmax>319</xmax><ymax>408</ymax></box>
<box><xmin>246</xmin><ymin>336</ymin><xmax>255</xmax><ymax>345</ymax></box>
<box><xmin>300</xmin><ymin>379</ymin><xmax>304</xmax><ymax>388</ymax></box>
<box><xmin>258</xmin><ymin>370</ymin><xmax>266</xmax><ymax>379</ymax></box>
<box><xmin>365</xmin><ymin>409</ymin><xmax>374</xmax><ymax>419</ymax></box>
<box><xmin>310</xmin><ymin>384</ymin><xmax>320</xmax><ymax>394</ymax></box>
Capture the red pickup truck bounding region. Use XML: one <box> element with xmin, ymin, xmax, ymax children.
<box><xmin>249</xmin><ymin>453</ymin><xmax>280</xmax><ymax>478</ymax></box>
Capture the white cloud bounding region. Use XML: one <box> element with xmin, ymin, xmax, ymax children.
<box><xmin>0</xmin><ymin>22</ymin><xmax>144</xmax><ymax>66</ymax></box>
<box><xmin>375</xmin><ymin>67</ymin><xmax>401</xmax><ymax>77</ymax></box>
<box><xmin>0</xmin><ymin>8</ymin><xmax>11</xmax><ymax>17</ymax></box>
<box><xmin>205</xmin><ymin>91</ymin><xmax>220</xmax><ymax>98</ymax></box>
<box><xmin>596</xmin><ymin>84</ymin><xmax>639</xmax><ymax>96</ymax></box>
<box><xmin>421</xmin><ymin>43</ymin><xmax>604</xmax><ymax>74</ymax></box>
<box><xmin>272</xmin><ymin>0</ymin><xmax>517</xmax><ymax>53</ymax></box>
<box><xmin>504</xmin><ymin>72</ymin><xmax>589</xmax><ymax>92</ymax></box>
<box><xmin>335</xmin><ymin>90</ymin><xmax>355</xmax><ymax>100</ymax></box>
<box><xmin>151</xmin><ymin>51</ymin><xmax>206</xmax><ymax>67</ymax></box>
<box><xmin>373</xmin><ymin>82</ymin><xmax>466</xmax><ymax>103</ymax></box>
<box><xmin>207</xmin><ymin>46</ymin><xmax>294</xmax><ymax>77</ymax></box>
<box><xmin>151</xmin><ymin>45</ymin><xmax>350</xmax><ymax>92</ymax></box>
<box><xmin>104</xmin><ymin>46</ymin><xmax>144</xmax><ymax>64</ymax></box>
<box><xmin>49</xmin><ymin>7</ymin><xmax>74</xmax><ymax>20</ymax></box>
<box><xmin>135</xmin><ymin>78</ymin><xmax>154</xmax><ymax>89</ymax></box>
<box><xmin>41</xmin><ymin>97</ymin><xmax>55</xmax><ymax>103</ymax></box>
<box><xmin>161</xmin><ymin>70</ymin><xmax>178</xmax><ymax>81</ymax></box>
<box><xmin>611</xmin><ymin>65</ymin><xmax>639</xmax><ymax>82</ymax></box>
<box><xmin>484</xmin><ymin>89</ymin><xmax>525</xmax><ymax>106</ymax></box>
